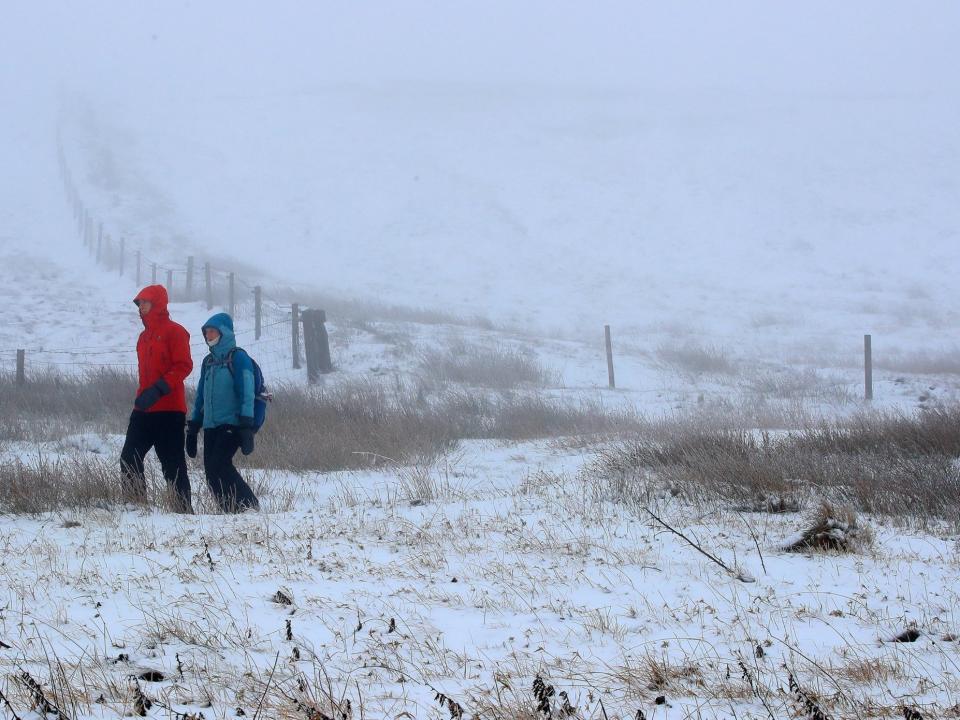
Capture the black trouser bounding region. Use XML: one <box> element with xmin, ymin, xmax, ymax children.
<box><xmin>120</xmin><ymin>410</ymin><xmax>192</xmax><ymax>512</ymax></box>
<box><xmin>203</xmin><ymin>426</ymin><xmax>260</xmax><ymax>513</ymax></box>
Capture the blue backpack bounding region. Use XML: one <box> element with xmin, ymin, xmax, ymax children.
<box><xmin>206</xmin><ymin>348</ymin><xmax>271</xmax><ymax>433</ymax></box>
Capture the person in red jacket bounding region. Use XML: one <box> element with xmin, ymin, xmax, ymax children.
<box><xmin>120</xmin><ymin>285</ymin><xmax>194</xmax><ymax>512</ymax></box>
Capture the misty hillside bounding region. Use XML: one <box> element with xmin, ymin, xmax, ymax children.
<box><xmin>4</xmin><ymin>5</ymin><xmax>960</xmax><ymax>720</ymax></box>
<box><xmin>68</xmin><ymin>86</ymin><xmax>960</xmax><ymax>345</ymax></box>
<box><xmin>4</xmin><ymin>1</ymin><xmax>959</xmax><ymax>351</ymax></box>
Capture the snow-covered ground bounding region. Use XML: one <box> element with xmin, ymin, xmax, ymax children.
<box><xmin>2</xmin><ymin>438</ymin><xmax>959</xmax><ymax>718</ymax></box>
<box><xmin>3</xmin><ymin>2</ymin><xmax>960</xmax><ymax>717</ymax></box>
<box><xmin>3</xmin><ymin>145</ymin><xmax>960</xmax><ymax>714</ymax></box>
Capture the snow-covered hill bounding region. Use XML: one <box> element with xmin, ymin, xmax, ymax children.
<box><xmin>77</xmin><ymin>86</ymin><xmax>960</xmax><ymax>347</ymax></box>
<box><xmin>3</xmin><ymin>2</ymin><xmax>958</xmax><ymax>389</ymax></box>
<box><xmin>3</xmin><ymin>5</ymin><xmax>960</xmax><ymax>718</ymax></box>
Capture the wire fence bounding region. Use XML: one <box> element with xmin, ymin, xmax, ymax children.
<box><xmin>7</xmin><ymin>135</ymin><xmax>334</xmax><ymax>385</ymax></box>
<box><xmin>3</xmin><ymin>132</ymin><xmax>936</xmax><ymax>406</ymax></box>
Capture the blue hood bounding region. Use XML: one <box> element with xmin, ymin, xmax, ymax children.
<box><xmin>202</xmin><ymin>313</ymin><xmax>237</xmax><ymax>358</ymax></box>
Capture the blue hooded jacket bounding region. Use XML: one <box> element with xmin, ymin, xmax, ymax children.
<box><xmin>191</xmin><ymin>313</ymin><xmax>255</xmax><ymax>429</ymax></box>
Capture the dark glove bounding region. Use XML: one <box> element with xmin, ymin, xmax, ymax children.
<box><xmin>185</xmin><ymin>420</ymin><xmax>201</xmax><ymax>458</ymax></box>
<box><xmin>238</xmin><ymin>416</ymin><xmax>255</xmax><ymax>456</ymax></box>
<box><xmin>134</xmin><ymin>379</ymin><xmax>171</xmax><ymax>411</ymax></box>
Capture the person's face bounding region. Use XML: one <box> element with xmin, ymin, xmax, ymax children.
<box><xmin>137</xmin><ymin>300</ymin><xmax>152</xmax><ymax>317</ymax></box>
<box><xmin>204</xmin><ymin>327</ymin><xmax>222</xmax><ymax>343</ymax></box>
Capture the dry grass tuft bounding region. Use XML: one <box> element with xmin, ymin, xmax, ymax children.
<box><xmin>748</xmin><ymin>368</ymin><xmax>855</xmax><ymax>403</ymax></box>
<box><xmin>595</xmin><ymin>428</ymin><xmax>800</xmax><ymax>512</ymax></box>
<box><xmin>396</xmin><ymin>455</ymin><xmax>464</xmax><ymax>505</ymax></box>
<box><xmin>418</xmin><ymin>340</ymin><xmax>558</xmax><ymax>388</ymax></box>
<box><xmin>0</xmin><ymin>368</ymin><xmax>137</xmax><ymax>441</ymax></box>
<box><xmin>796</xmin><ymin>405</ymin><xmax>960</xmax><ymax>458</ymax></box>
<box><xmin>250</xmin><ymin>379</ymin><xmax>456</xmax><ymax>472</ymax></box>
<box><xmin>0</xmin><ymin>455</ymin><xmax>203</xmax><ymax>516</ymax></box>
<box><xmin>876</xmin><ymin>349</ymin><xmax>960</xmax><ymax>376</ymax></box>
<box><xmin>249</xmin><ymin>380</ymin><xmax>639</xmax><ymax>473</ymax></box>
<box><xmin>656</xmin><ymin>341</ymin><xmax>737</xmax><ymax>377</ymax></box>
<box><xmin>834</xmin><ymin>658</ymin><xmax>906</xmax><ymax>685</ymax></box>
<box><xmin>781</xmin><ymin>500</ymin><xmax>873</xmax><ymax>553</ymax></box>
<box><xmin>593</xmin><ymin>406</ymin><xmax>960</xmax><ymax>522</ymax></box>
<box><xmin>0</xmin><ymin>455</ymin><xmax>120</xmax><ymax>514</ymax></box>
<box><xmin>638</xmin><ymin>653</ymin><xmax>704</xmax><ymax>693</ymax></box>
<box><xmin>1</xmin><ymin>370</ymin><xmax>641</xmax><ymax>512</ymax></box>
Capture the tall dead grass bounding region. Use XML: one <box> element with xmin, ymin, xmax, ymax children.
<box><xmin>1</xmin><ymin>370</ymin><xmax>639</xmax><ymax>481</ymax></box>
<box><xmin>656</xmin><ymin>341</ymin><xmax>737</xmax><ymax>377</ymax></box>
<box><xmin>748</xmin><ymin>368</ymin><xmax>855</xmax><ymax>403</ymax></box>
<box><xmin>0</xmin><ymin>368</ymin><xmax>137</xmax><ymax>441</ymax></box>
<box><xmin>417</xmin><ymin>341</ymin><xmax>558</xmax><ymax>388</ymax></box>
<box><xmin>594</xmin><ymin>405</ymin><xmax>960</xmax><ymax>522</ymax></box>
<box><xmin>249</xmin><ymin>380</ymin><xmax>639</xmax><ymax>472</ymax></box>
<box><xmin>876</xmin><ymin>349</ymin><xmax>960</xmax><ymax>375</ymax></box>
<box><xmin>1</xmin><ymin>455</ymin><xmax>129</xmax><ymax>514</ymax></box>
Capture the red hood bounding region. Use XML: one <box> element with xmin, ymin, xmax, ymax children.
<box><xmin>134</xmin><ymin>285</ymin><xmax>170</xmax><ymax>327</ymax></box>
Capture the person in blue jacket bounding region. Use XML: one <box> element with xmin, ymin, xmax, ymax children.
<box><xmin>186</xmin><ymin>313</ymin><xmax>260</xmax><ymax>513</ymax></box>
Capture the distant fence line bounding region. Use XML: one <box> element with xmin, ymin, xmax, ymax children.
<box><xmin>4</xmin><ymin>135</ymin><xmax>335</xmax><ymax>384</ymax></box>
<box><xmin>0</xmin><ymin>133</ymin><xmax>895</xmax><ymax>403</ymax></box>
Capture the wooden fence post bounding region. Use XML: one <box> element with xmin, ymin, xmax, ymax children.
<box><xmin>96</xmin><ymin>223</ymin><xmax>103</xmax><ymax>263</ymax></box>
<box><xmin>166</xmin><ymin>269</ymin><xmax>174</xmax><ymax>300</ymax></box>
<box><xmin>604</xmin><ymin>325</ymin><xmax>616</xmax><ymax>389</ymax></box>
<box><xmin>291</xmin><ymin>303</ymin><xmax>301</xmax><ymax>369</ymax></box>
<box><xmin>229</xmin><ymin>273</ymin><xmax>236</xmax><ymax>317</ymax></box>
<box><xmin>16</xmin><ymin>349</ymin><xmax>25</xmax><ymax>385</ymax></box>
<box><xmin>302</xmin><ymin>309</ymin><xmax>332</xmax><ymax>382</ymax></box>
<box><xmin>254</xmin><ymin>286</ymin><xmax>262</xmax><ymax>340</ymax></box>
<box><xmin>186</xmin><ymin>256</ymin><xmax>194</xmax><ymax>302</ymax></box>
<box><xmin>119</xmin><ymin>237</ymin><xmax>125</xmax><ymax>276</ymax></box>
<box><xmin>151</xmin><ymin>262</ymin><xmax>157</xmax><ymax>285</ymax></box>
<box><xmin>204</xmin><ymin>262</ymin><xmax>213</xmax><ymax>310</ymax></box>
<box><xmin>864</xmin><ymin>334</ymin><xmax>873</xmax><ymax>401</ymax></box>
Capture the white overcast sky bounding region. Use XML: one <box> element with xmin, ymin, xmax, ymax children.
<box><xmin>3</xmin><ymin>1</ymin><xmax>958</xmax><ymax>105</ymax></box>
<box><xmin>1</xmin><ymin>1</ymin><xmax>958</xmax><ymax>336</ymax></box>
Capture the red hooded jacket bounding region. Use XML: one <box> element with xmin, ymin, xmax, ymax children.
<box><xmin>133</xmin><ymin>285</ymin><xmax>193</xmax><ymax>413</ymax></box>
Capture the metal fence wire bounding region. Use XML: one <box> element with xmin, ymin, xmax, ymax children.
<box><xmin>14</xmin><ymin>135</ymin><xmax>333</xmax><ymax>385</ymax></box>
<box><xmin>4</xmin><ymin>132</ymin><xmax>883</xmax><ymax>402</ymax></box>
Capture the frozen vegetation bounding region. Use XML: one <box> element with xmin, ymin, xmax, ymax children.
<box><xmin>2</xmin><ymin>2</ymin><xmax>960</xmax><ymax>717</ymax></box>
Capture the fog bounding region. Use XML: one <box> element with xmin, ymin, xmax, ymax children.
<box><xmin>3</xmin><ymin>1</ymin><xmax>959</xmax><ymax>337</ymax></box>
<box><xmin>6</xmin><ymin>1</ymin><xmax>959</xmax><ymax>96</ymax></box>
